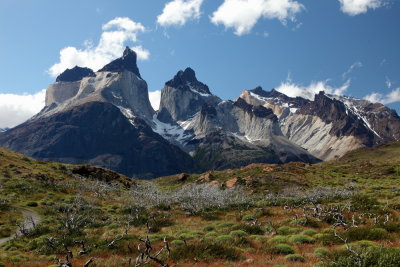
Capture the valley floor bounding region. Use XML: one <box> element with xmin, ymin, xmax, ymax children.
<box><xmin>0</xmin><ymin>142</ymin><xmax>400</xmax><ymax>267</ymax></box>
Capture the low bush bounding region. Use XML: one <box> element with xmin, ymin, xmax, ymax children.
<box><xmin>277</xmin><ymin>226</ymin><xmax>300</xmax><ymax>235</ymax></box>
<box><xmin>203</xmin><ymin>225</ymin><xmax>215</xmax><ymax>231</ymax></box>
<box><xmin>285</xmin><ymin>254</ymin><xmax>305</xmax><ymax>262</ymax></box>
<box><xmin>303</xmin><ymin>229</ymin><xmax>317</xmax><ymax>236</ymax></box>
<box><xmin>169</xmin><ymin>242</ymin><xmax>240</xmax><ymax>261</ymax></box>
<box><xmin>216</xmin><ymin>235</ymin><xmax>234</xmax><ymax>243</ymax></box>
<box><xmin>345</xmin><ymin>227</ymin><xmax>388</xmax><ymax>241</ymax></box>
<box><xmin>230</xmin><ymin>230</ymin><xmax>247</xmax><ymax>237</ymax></box>
<box><xmin>289</xmin><ymin>234</ymin><xmax>315</xmax><ymax>244</ymax></box>
<box><xmin>237</xmin><ymin>224</ymin><xmax>265</xmax><ymax>235</ymax></box>
<box><xmin>321</xmin><ymin>247</ymin><xmax>400</xmax><ymax>267</ymax></box>
<box><xmin>271</xmin><ymin>244</ymin><xmax>295</xmax><ymax>255</ymax></box>
<box><xmin>314</xmin><ymin>247</ymin><xmax>330</xmax><ymax>259</ymax></box>
<box><xmin>26</xmin><ymin>201</ymin><xmax>38</xmax><ymax>207</ymax></box>
<box><xmin>171</xmin><ymin>240</ymin><xmax>185</xmax><ymax>246</ymax></box>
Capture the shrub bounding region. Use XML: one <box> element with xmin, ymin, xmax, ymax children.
<box><xmin>322</xmin><ymin>247</ymin><xmax>400</xmax><ymax>267</ymax></box>
<box><xmin>271</xmin><ymin>244</ymin><xmax>295</xmax><ymax>255</ymax></box>
<box><xmin>350</xmin><ymin>195</ymin><xmax>380</xmax><ymax>212</ymax></box>
<box><xmin>179</xmin><ymin>233</ymin><xmax>196</xmax><ymax>240</ymax></box>
<box><xmin>345</xmin><ymin>227</ymin><xmax>388</xmax><ymax>241</ymax></box>
<box><xmin>347</xmin><ymin>240</ymin><xmax>378</xmax><ymax>250</ymax></box>
<box><xmin>303</xmin><ymin>229</ymin><xmax>317</xmax><ymax>236</ymax></box>
<box><xmin>289</xmin><ymin>234</ymin><xmax>315</xmax><ymax>244</ymax></box>
<box><xmin>216</xmin><ymin>222</ymin><xmax>236</xmax><ymax>228</ymax></box>
<box><xmin>26</xmin><ymin>201</ymin><xmax>38</xmax><ymax>207</ymax></box>
<box><xmin>314</xmin><ymin>233</ymin><xmax>341</xmax><ymax>245</ymax></box>
<box><xmin>169</xmin><ymin>242</ymin><xmax>240</xmax><ymax>261</ymax></box>
<box><xmin>205</xmin><ymin>231</ymin><xmax>218</xmax><ymax>238</ymax></box>
<box><xmin>230</xmin><ymin>230</ymin><xmax>247</xmax><ymax>237</ymax></box>
<box><xmin>285</xmin><ymin>254</ymin><xmax>305</xmax><ymax>262</ymax></box>
<box><xmin>203</xmin><ymin>225</ymin><xmax>215</xmax><ymax>231</ymax></box>
<box><xmin>277</xmin><ymin>226</ymin><xmax>299</xmax><ymax>235</ymax></box>
<box><xmin>314</xmin><ymin>247</ymin><xmax>330</xmax><ymax>259</ymax></box>
<box><xmin>216</xmin><ymin>235</ymin><xmax>234</xmax><ymax>243</ymax></box>
<box><xmin>238</xmin><ymin>224</ymin><xmax>265</xmax><ymax>235</ymax></box>
<box><xmin>171</xmin><ymin>240</ymin><xmax>185</xmax><ymax>246</ymax></box>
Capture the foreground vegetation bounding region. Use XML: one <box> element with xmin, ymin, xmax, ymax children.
<box><xmin>0</xmin><ymin>142</ymin><xmax>399</xmax><ymax>266</ymax></box>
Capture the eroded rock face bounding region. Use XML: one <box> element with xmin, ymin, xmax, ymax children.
<box><xmin>157</xmin><ymin>68</ymin><xmax>221</xmax><ymax>123</ymax></box>
<box><xmin>241</xmin><ymin>87</ymin><xmax>400</xmax><ymax>160</ymax></box>
<box><xmin>43</xmin><ymin>48</ymin><xmax>154</xmax><ymax>122</ymax></box>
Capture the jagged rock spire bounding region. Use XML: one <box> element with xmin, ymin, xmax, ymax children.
<box><xmin>98</xmin><ymin>46</ymin><xmax>141</xmax><ymax>78</ymax></box>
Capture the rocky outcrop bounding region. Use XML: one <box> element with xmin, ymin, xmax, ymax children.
<box><xmin>98</xmin><ymin>46</ymin><xmax>142</xmax><ymax>78</ymax></box>
<box><xmin>56</xmin><ymin>66</ymin><xmax>95</xmax><ymax>82</ymax></box>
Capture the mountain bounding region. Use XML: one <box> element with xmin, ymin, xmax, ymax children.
<box><xmin>240</xmin><ymin>87</ymin><xmax>400</xmax><ymax>160</ymax></box>
<box><xmin>0</xmin><ymin>47</ymin><xmax>193</xmax><ymax>179</ymax></box>
<box><xmin>154</xmin><ymin>68</ymin><xmax>319</xmax><ymax>169</ymax></box>
<box><xmin>0</xmin><ymin>47</ymin><xmax>399</xmax><ymax>178</ymax></box>
<box><xmin>0</xmin><ymin>128</ymin><xmax>9</xmax><ymax>133</ymax></box>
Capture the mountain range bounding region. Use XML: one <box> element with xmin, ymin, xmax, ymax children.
<box><xmin>0</xmin><ymin>47</ymin><xmax>399</xmax><ymax>178</ymax></box>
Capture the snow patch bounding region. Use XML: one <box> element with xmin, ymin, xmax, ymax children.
<box><xmin>117</xmin><ymin>106</ymin><xmax>136</xmax><ymax>127</ymax></box>
<box><xmin>345</xmin><ymin>103</ymin><xmax>381</xmax><ymax>138</ymax></box>
<box><xmin>188</xmin><ymin>84</ymin><xmax>211</xmax><ymax>97</ymax></box>
<box><xmin>152</xmin><ymin>114</ymin><xmax>193</xmax><ymax>144</ymax></box>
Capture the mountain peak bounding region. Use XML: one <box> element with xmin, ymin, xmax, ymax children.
<box><xmin>123</xmin><ymin>46</ymin><xmax>135</xmax><ymax>58</ymax></box>
<box><xmin>166</xmin><ymin>67</ymin><xmax>211</xmax><ymax>95</ymax></box>
<box><xmin>98</xmin><ymin>46</ymin><xmax>141</xmax><ymax>78</ymax></box>
<box><xmin>56</xmin><ymin>66</ymin><xmax>95</xmax><ymax>82</ymax></box>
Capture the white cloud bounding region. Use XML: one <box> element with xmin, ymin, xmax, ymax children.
<box><xmin>275</xmin><ymin>78</ymin><xmax>350</xmax><ymax>100</ymax></box>
<box><xmin>0</xmin><ymin>90</ymin><xmax>46</xmax><ymax>128</ymax></box>
<box><xmin>339</xmin><ymin>0</ymin><xmax>384</xmax><ymax>16</ymax></box>
<box><xmin>149</xmin><ymin>90</ymin><xmax>161</xmax><ymax>111</ymax></box>
<box><xmin>210</xmin><ymin>0</ymin><xmax>304</xmax><ymax>36</ymax></box>
<box><xmin>342</xmin><ymin>61</ymin><xmax>363</xmax><ymax>79</ymax></box>
<box><xmin>157</xmin><ymin>0</ymin><xmax>204</xmax><ymax>27</ymax></box>
<box><xmin>364</xmin><ymin>88</ymin><xmax>400</xmax><ymax>104</ymax></box>
<box><xmin>49</xmin><ymin>17</ymin><xmax>149</xmax><ymax>77</ymax></box>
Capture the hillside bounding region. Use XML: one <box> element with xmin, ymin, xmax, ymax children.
<box><xmin>0</xmin><ymin>143</ymin><xmax>400</xmax><ymax>266</ymax></box>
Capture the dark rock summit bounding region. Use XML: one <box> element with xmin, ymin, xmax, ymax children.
<box><xmin>98</xmin><ymin>47</ymin><xmax>141</xmax><ymax>78</ymax></box>
<box><xmin>56</xmin><ymin>66</ymin><xmax>95</xmax><ymax>82</ymax></box>
<box><xmin>166</xmin><ymin>67</ymin><xmax>211</xmax><ymax>95</ymax></box>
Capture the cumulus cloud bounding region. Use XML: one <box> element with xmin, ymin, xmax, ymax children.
<box><xmin>364</xmin><ymin>88</ymin><xmax>400</xmax><ymax>104</ymax></box>
<box><xmin>275</xmin><ymin>78</ymin><xmax>350</xmax><ymax>100</ymax></box>
<box><xmin>149</xmin><ymin>90</ymin><xmax>161</xmax><ymax>111</ymax></box>
<box><xmin>339</xmin><ymin>0</ymin><xmax>384</xmax><ymax>15</ymax></box>
<box><xmin>49</xmin><ymin>17</ymin><xmax>149</xmax><ymax>77</ymax></box>
<box><xmin>210</xmin><ymin>0</ymin><xmax>304</xmax><ymax>35</ymax></box>
<box><xmin>0</xmin><ymin>90</ymin><xmax>46</xmax><ymax>128</ymax></box>
<box><xmin>157</xmin><ymin>0</ymin><xmax>204</xmax><ymax>27</ymax></box>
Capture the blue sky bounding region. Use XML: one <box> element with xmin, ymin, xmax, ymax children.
<box><xmin>0</xmin><ymin>0</ymin><xmax>399</xmax><ymax>128</ymax></box>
